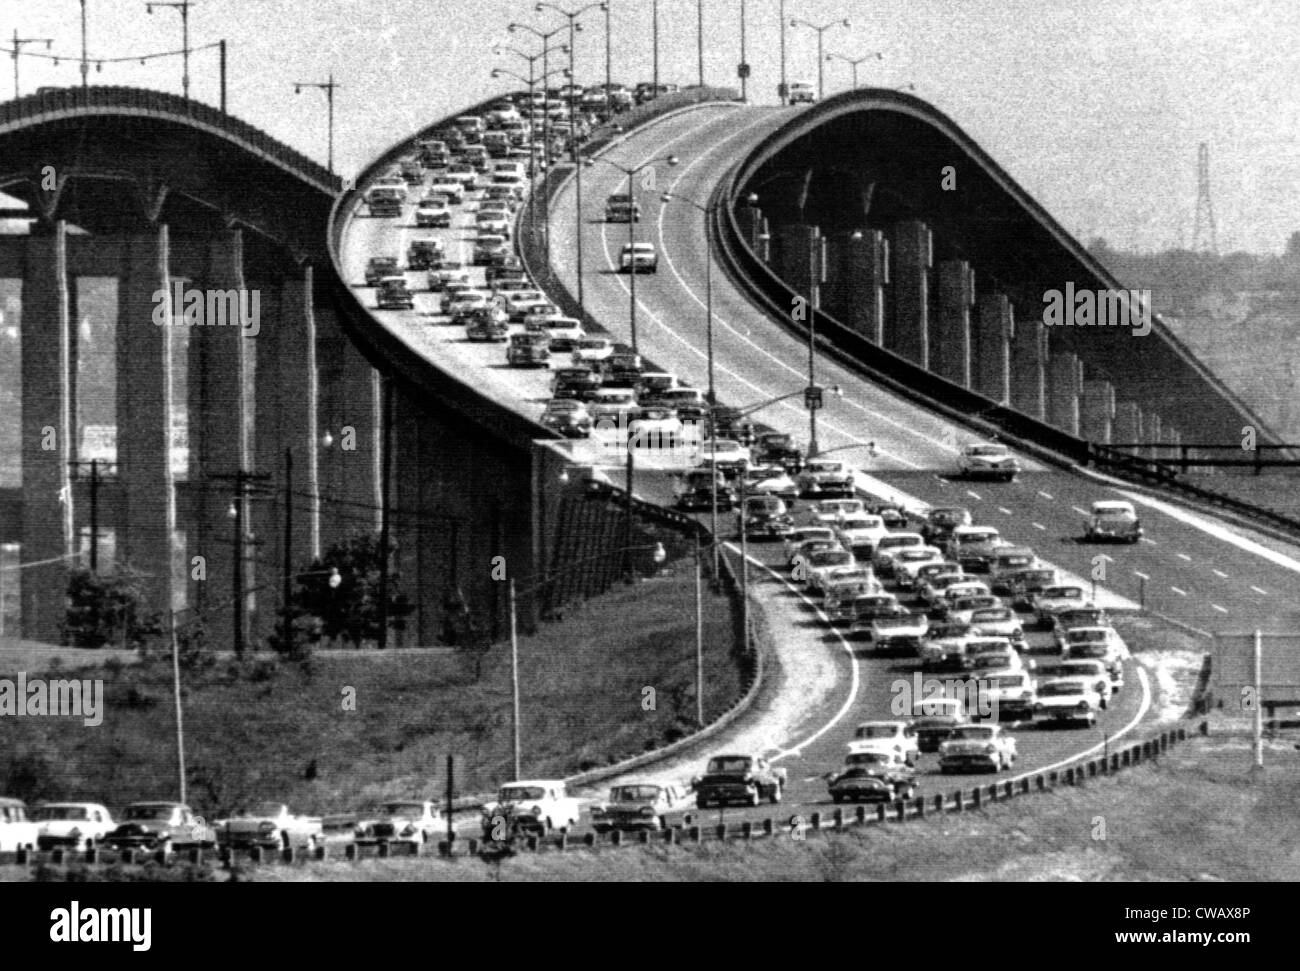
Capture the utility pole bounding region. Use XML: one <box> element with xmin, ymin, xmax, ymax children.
<box><xmin>145</xmin><ymin>0</ymin><xmax>194</xmax><ymax>100</ymax></box>
<box><xmin>807</xmin><ymin>225</ymin><xmax>825</xmax><ymax>458</ymax></box>
<box><xmin>11</xmin><ymin>32</ymin><xmax>53</xmax><ymax>99</ymax></box>
<box><xmin>377</xmin><ymin>377</ymin><xmax>393</xmax><ymax>650</ymax></box>
<box><xmin>508</xmin><ymin>579</ymin><xmax>521</xmax><ymax>780</ymax></box>
<box><xmin>292</xmin><ymin>74</ymin><xmax>339</xmax><ymax>174</ymax></box>
<box><xmin>210</xmin><ymin>468</ymin><xmax>271</xmax><ymax>656</ymax></box>
<box><xmin>170</xmin><ymin>609</ymin><xmax>186</xmax><ymax>803</ymax></box>
<box><xmin>282</xmin><ymin>447</ymin><xmax>293</xmax><ymax>657</ymax></box>
<box><xmin>219</xmin><ymin>38</ymin><xmax>226</xmax><ymax>113</ymax></box>
<box><xmin>89</xmin><ymin>459</ymin><xmax>99</xmax><ymax>573</ymax></box>
<box><xmin>445</xmin><ymin>754</ymin><xmax>455</xmax><ymax>846</ymax></box>
<box><xmin>695</xmin><ymin>534</ymin><xmax>704</xmax><ymax>726</ymax></box>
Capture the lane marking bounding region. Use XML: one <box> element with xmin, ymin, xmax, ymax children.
<box><xmin>1071</xmin><ymin>506</ymin><xmax>1089</xmax><ymax>516</ymax></box>
<box><xmin>1140</xmin><ymin>537</ymin><xmax>1157</xmax><ymax>545</ymax></box>
<box><xmin>1211</xmin><ymin>604</ymin><xmax>1229</xmax><ymax>614</ymax></box>
<box><xmin>1133</xmin><ymin>571</ymin><xmax>1150</xmax><ymax>580</ymax></box>
<box><xmin>1212</xmin><ymin>569</ymin><xmax>1229</xmax><ymax>578</ymax></box>
<box><xmin>1038</xmin><ymin>491</ymin><xmax>1054</xmax><ymax>500</ymax></box>
<box><xmin>1251</xmin><ymin>585</ymin><xmax>1268</xmax><ymax>596</ymax></box>
<box><xmin>966</xmin><ymin>490</ymin><xmax>982</xmax><ymax>501</ymax></box>
<box><xmin>1032</xmin><ymin>522</ymin><xmax>1046</xmax><ymax>530</ymax></box>
<box><xmin>998</xmin><ymin>506</ymin><xmax>1012</xmax><ymax>515</ymax></box>
<box><xmin>1176</xmin><ymin>553</ymin><xmax>1192</xmax><ymax>562</ymax></box>
<box><xmin>1170</xmin><ymin>586</ymin><xmax>1188</xmax><ymax>596</ymax></box>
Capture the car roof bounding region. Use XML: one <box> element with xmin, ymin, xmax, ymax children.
<box><xmin>503</xmin><ymin>779</ymin><xmax>564</xmax><ymax>788</ymax></box>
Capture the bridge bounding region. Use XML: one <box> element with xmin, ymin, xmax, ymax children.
<box><xmin>0</xmin><ymin>83</ymin><xmax>1293</xmax><ymax>652</ymax></box>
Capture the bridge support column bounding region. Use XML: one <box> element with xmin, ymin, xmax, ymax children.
<box><xmin>1011</xmin><ymin>316</ymin><xmax>1046</xmax><ymax>419</ymax></box>
<box><xmin>973</xmin><ymin>292</ymin><xmax>1012</xmax><ymax>404</ymax></box>
<box><xmin>823</xmin><ymin>229</ymin><xmax>884</xmax><ymax>343</ymax></box>
<box><xmin>20</xmin><ymin>221</ymin><xmax>74</xmax><ymax>640</ymax></box>
<box><xmin>189</xmin><ymin>229</ymin><xmax>253</xmax><ymax>650</ymax></box>
<box><xmin>1114</xmin><ymin>401</ymin><xmax>1143</xmax><ymax>450</ymax></box>
<box><xmin>116</xmin><ymin>225</ymin><xmax>179</xmax><ymax>617</ymax></box>
<box><xmin>1047</xmin><ymin>351</ymin><xmax>1083</xmax><ymax>436</ymax></box>
<box><xmin>934</xmin><ymin>259</ymin><xmax>973</xmax><ymax>387</ymax></box>
<box><xmin>1081</xmin><ymin>379</ymin><xmax>1115</xmax><ymax>444</ymax></box>
<box><xmin>770</xmin><ymin>223</ymin><xmax>813</xmax><ymax>307</ymax></box>
<box><xmin>888</xmin><ymin>219</ymin><xmax>930</xmax><ymax>368</ymax></box>
<box><xmin>1142</xmin><ymin>413</ymin><xmax>1163</xmax><ymax>461</ymax></box>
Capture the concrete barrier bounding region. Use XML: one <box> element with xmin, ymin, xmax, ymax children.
<box><xmin>877</xmin><ymin>805</ymin><xmax>887</xmax><ymax>822</ymax></box>
<box><xmin>50</xmin><ymin>849</ymin><xmax>65</xmax><ymax>865</ymax></box>
<box><xmin>741</xmin><ymin>822</ymin><xmax>754</xmax><ymax>840</ymax></box>
<box><xmin>611</xmin><ymin>830</ymin><xmax>623</xmax><ymax>847</ymax></box>
<box><xmin>249</xmin><ymin>846</ymin><xmax>263</xmax><ymax>864</ymax></box>
<box><xmin>953</xmin><ymin>790</ymin><xmax>964</xmax><ymax>812</ymax></box>
<box><xmin>810</xmin><ymin>812</ymin><xmax>822</xmax><ymax>831</ymax></box>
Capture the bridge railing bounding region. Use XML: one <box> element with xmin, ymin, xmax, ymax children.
<box><xmin>0</xmin><ymin>86</ymin><xmax>339</xmax><ymax>192</ymax></box>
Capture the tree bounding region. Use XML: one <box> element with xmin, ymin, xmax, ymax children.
<box><xmin>288</xmin><ymin>532</ymin><xmax>415</xmax><ymax>649</ymax></box>
<box><xmin>62</xmin><ymin>568</ymin><xmax>162</xmax><ymax>649</ymax></box>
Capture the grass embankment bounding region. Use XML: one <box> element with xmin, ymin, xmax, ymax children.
<box><xmin>0</xmin><ymin>562</ymin><xmax>742</xmax><ymax>815</ymax></box>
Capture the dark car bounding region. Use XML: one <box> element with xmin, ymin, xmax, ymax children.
<box><xmin>909</xmin><ymin>714</ymin><xmax>965</xmax><ymax>753</ymax></box>
<box><xmin>756</xmin><ymin>432</ymin><xmax>804</xmax><ymax>470</ymax></box>
<box><xmin>103</xmin><ymin>803</ymin><xmax>218</xmax><ymax>854</ymax></box>
<box><xmin>552</xmin><ymin>367</ymin><xmax>603</xmax><ymax>401</ymax></box>
<box><xmin>921</xmin><ymin>506</ymin><xmax>972</xmax><ymax>546</ymax></box>
<box><xmin>827</xmin><ymin>757</ymin><xmax>916</xmax><ymax>804</ymax></box>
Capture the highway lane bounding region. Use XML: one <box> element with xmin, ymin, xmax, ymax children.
<box><xmin>551</xmin><ymin>106</ymin><xmax>1300</xmax><ymax>634</ymax></box>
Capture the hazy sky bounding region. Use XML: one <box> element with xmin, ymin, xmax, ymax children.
<box><xmin>8</xmin><ymin>0</ymin><xmax>1299</xmax><ymax>253</ymax></box>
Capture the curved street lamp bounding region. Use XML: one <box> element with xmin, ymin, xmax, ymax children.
<box><xmin>789</xmin><ymin>15</ymin><xmax>850</xmax><ymax>101</ymax></box>
<box><xmin>824</xmin><ymin>49</ymin><xmax>882</xmax><ymax>90</ymax></box>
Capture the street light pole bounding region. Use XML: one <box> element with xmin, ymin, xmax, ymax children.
<box><xmin>697</xmin><ymin>0</ymin><xmax>705</xmax><ymax>87</ymax></box>
<box><xmin>652</xmin><ymin>0</ymin><xmax>659</xmax><ymax>93</ymax></box>
<box><xmin>145</xmin><ymin>0</ymin><xmax>194</xmax><ymax>100</ymax></box>
<box><xmin>825</xmin><ymin>50</ymin><xmax>882</xmax><ymax>90</ymax></box>
<box><xmin>510</xmin><ymin>22</ymin><xmax>570</xmax><ymax>264</ymax></box>
<box><xmin>11</xmin><ymin>33</ymin><xmax>53</xmax><ymax>99</ymax></box>
<box><xmin>695</xmin><ymin>534</ymin><xmax>704</xmax><ymax>725</ymax></box>
<box><xmin>80</xmin><ymin>0</ymin><xmax>89</xmax><ymax>90</ymax></box>
<box><xmin>790</xmin><ymin>16</ymin><xmax>851</xmax><ymax>101</ymax></box>
<box><xmin>509</xmin><ymin>578</ymin><xmax>521</xmax><ymax>780</ymax></box>
<box><xmin>292</xmin><ymin>75</ymin><xmax>339</xmax><ymax>174</ymax></box>
<box><xmin>807</xmin><ymin>224</ymin><xmax>824</xmax><ymax>457</ymax></box>
<box><xmin>739</xmin><ymin>0</ymin><xmax>747</xmax><ymax>102</ymax></box>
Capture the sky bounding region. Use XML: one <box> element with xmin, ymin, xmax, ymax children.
<box><xmin>5</xmin><ymin>0</ymin><xmax>1299</xmax><ymax>254</ymax></box>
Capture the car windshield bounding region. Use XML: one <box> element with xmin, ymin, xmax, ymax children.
<box><xmin>972</xmin><ymin>655</ymin><xmax>1014</xmax><ymax>670</ymax></box>
<box><xmin>856</xmin><ymin>726</ymin><xmax>896</xmax><ymax>739</ymax></box>
<box><xmin>578</xmin><ymin>339</ymin><xmax>610</xmax><ymax>350</ymax></box>
<box><xmin>125</xmin><ymin>805</ymin><xmax>175</xmax><ymax>821</ymax></box>
<box><xmin>33</xmin><ymin>806</ymin><xmax>90</xmax><ymax>821</ymax></box>
<box><xmin>931</xmin><ymin>508</ymin><xmax>968</xmax><ymax>523</ymax></box>
<box><xmin>847</xmin><ymin>753</ymin><xmax>890</xmax><ymax>766</ymax></box>
<box><xmin>1039</xmin><ymin>681</ymin><xmax>1086</xmax><ymax>697</ymax></box>
<box><xmin>878</xmin><ymin>536</ymin><xmax>919</xmax><ymax>549</ymax></box>
<box><xmin>706</xmin><ymin>757</ymin><xmax>752</xmax><ymax>773</ymax></box>
<box><xmin>998</xmin><ymin>555</ymin><xmax>1033</xmax><ymax>567</ymax></box>
<box><xmin>1045</xmin><ymin>587</ymin><xmax>1083</xmax><ymax>599</ymax></box>
<box><xmin>609</xmin><ymin>786</ymin><xmax>661</xmax><ymax>802</ymax></box>
<box><xmin>969</xmin><ymin>446</ymin><xmax>1009</xmax><ymax>457</ymax></box>
<box><xmin>990</xmin><ymin>675</ymin><xmax>1025</xmax><ymax>688</ymax></box>
<box><xmin>499</xmin><ymin>786</ymin><xmax>546</xmax><ymax>801</ymax></box>
<box><xmin>809</xmin><ymin>551</ymin><xmax>852</xmax><ymax>567</ymax></box>
<box><xmin>957</xmin><ymin>531</ymin><xmax>999</xmax><ymax>544</ymax></box>
<box><xmin>898</xmin><ymin>550</ymin><xmax>937</xmax><ymax>562</ymax></box>
<box><xmin>381</xmin><ymin>803</ymin><xmax>427</xmax><ymax>819</ymax></box>
<box><xmin>972</xmin><ymin>608</ymin><xmax>1012</xmax><ymax>622</ymax></box>
<box><xmin>808</xmin><ymin>462</ymin><xmax>844</xmax><ymax>473</ymax></box>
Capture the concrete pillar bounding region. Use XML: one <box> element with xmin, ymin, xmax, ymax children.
<box><xmin>188</xmin><ymin>229</ymin><xmax>253</xmax><ymax>648</ymax></box>
<box><xmin>1081</xmin><ymin>379</ymin><xmax>1115</xmax><ymax>445</ymax></box>
<box><xmin>116</xmin><ymin>225</ymin><xmax>179</xmax><ymax>616</ymax></box>
<box><xmin>1010</xmin><ymin>314</ymin><xmax>1046</xmax><ymax>419</ymax></box>
<box><xmin>934</xmin><ymin>259</ymin><xmax>973</xmax><ymax>387</ymax></box>
<box><xmin>889</xmin><ymin>219</ymin><xmax>931</xmax><ymax>367</ymax></box>
<box><xmin>1142</xmin><ymin>413</ymin><xmax>1162</xmax><ymax>461</ymax></box>
<box><xmin>770</xmin><ymin>223</ymin><xmax>814</xmax><ymax>304</ymax></box>
<box><xmin>1114</xmin><ymin>401</ymin><xmax>1143</xmax><ymax>449</ymax></box>
<box><xmin>20</xmin><ymin>221</ymin><xmax>74</xmax><ymax>640</ymax></box>
<box><xmin>826</xmin><ymin>229</ymin><xmax>884</xmax><ymax>343</ymax></box>
<box><xmin>973</xmin><ymin>292</ymin><xmax>1012</xmax><ymax>404</ymax></box>
<box><xmin>1047</xmin><ymin>351</ymin><xmax>1083</xmax><ymax>436</ymax></box>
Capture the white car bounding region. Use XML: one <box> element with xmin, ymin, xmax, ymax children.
<box><xmin>1061</xmin><ymin>627</ymin><xmax>1128</xmax><ymax>685</ymax></box>
<box><xmin>572</xmin><ymin>337</ymin><xmax>615</xmax><ymax>364</ymax></box>
<box><xmin>697</xmin><ymin>439</ymin><xmax>751</xmax><ymax>468</ymax></box>
<box><xmin>749</xmin><ymin>468</ymin><xmax>800</xmax><ymax>499</ymax></box>
<box><xmin>836</xmin><ymin>515</ymin><xmax>889</xmax><ymax>552</ymax></box>
<box><xmin>891</xmin><ymin>546</ymin><xmax>947</xmax><ymax>589</ymax></box>
<box><xmin>1033</xmin><ymin>584</ymin><xmax>1092</xmax><ymax>629</ymax></box>
<box><xmin>849</xmin><ymin>721</ymin><xmax>919</xmax><ymax>765</ymax></box>
<box><xmin>542</xmin><ymin>317</ymin><xmax>585</xmax><ymax>351</ymax></box>
<box><xmin>814</xmin><ymin>499</ymin><xmax>866</xmax><ymax>523</ymax></box>
<box><xmin>967</xmin><ymin>605</ymin><xmax>1026</xmax><ymax>647</ymax></box>
<box><xmin>783</xmin><ymin>527</ymin><xmax>838</xmax><ymax>562</ymax></box>
<box><xmin>443</xmin><ymin>288</ymin><xmax>492</xmax><ymax>316</ymax></box>
<box><xmin>1041</xmin><ymin>658</ymin><xmax>1114</xmax><ymax>708</ymax></box>
<box><xmin>415</xmin><ymin>198</ymin><xmax>452</xmax><ymax>227</ymax></box>
<box><xmin>0</xmin><ymin>797</ymin><xmax>39</xmax><ymax>852</ymax></box>
<box><xmin>33</xmin><ymin>802</ymin><xmax>116</xmax><ymax>851</ymax></box>
<box><xmin>475</xmin><ymin>209</ymin><xmax>512</xmax><ymax>237</ymax></box>
<box><xmin>788</xmin><ymin>81</ymin><xmax>816</xmax><ymax>104</ymax></box>
<box><xmin>219</xmin><ymin>802</ymin><xmax>323</xmax><ymax>851</ymax></box>
<box><xmin>1084</xmin><ymin>500</ymin><xmax>1144</xmax><ymax>544</ymax></box>
<box><xmin>967</xmin><ymin>649</ymin><xmax>1025</xmax><ymax>679</ymax></box>
<box><xmin>919</xmin><ymin>571</ymin><xmax>971</xmax><ymax>608</ymax></box>
<box><xmin>802</xmin><ymin>548</ymin><xmax>857</xmax><ymax>592</ymax></box>
<box><xmin>976</xmin><ymin>670</ymin><xmax>1038</xmax><ymax>721</ymax></box>
<box><xmin>939</xmin><ymin>723</ymin><xmax>1018</xmax><ymax>772</ymax></box>
<box><xmin>797</xmin><ymin>459</ymin><xmax>855</xmax><ymax>496</ymax></box>
<box><xmin>353</xmin><ymin>801</ymin><xmax>444</xmax><ymax>846</ymax></box>
<box><xmin>872</xmin><ymin>532</ymin><xmax>926</xmax><ymax>576</ymax></box>
<box><xmin>958</xmin><ymin>442</ymin><xmax>1021</xmax><ymax>481</ymax></box>
<box><xmin>480</xmin><ymin>780</ymin><xmax>582</xmax><ymax>837</ymax></box>
<box><xmin>427</xmin><ymin>178</ymin><xmax>465</xmax><ymax>204</ymax></box>
<box><xmin>946</xmin><ymin>594</ymin><xmax>1004</xmax><ymax>626</ymax></box>
<box><xmin>1033</xmin><ymin>677</ymin><xmax>1103</xmax><ymax>726</ymax></box>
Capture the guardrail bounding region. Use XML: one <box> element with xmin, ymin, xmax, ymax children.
<box><xmin>6</xmin><ymin>726</ymin><xmax>1192</xmax><ymax>869</ymax></box>
<box><xmin>0</xmin><ymin>85</ymin><xmax>339</xmax><ymax>193</ymax></box>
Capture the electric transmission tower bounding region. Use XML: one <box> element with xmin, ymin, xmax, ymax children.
<box><xmin>1191</xmin><ymin>142</ymin><xmax>1218</xmax><ymax>255</ymax></box>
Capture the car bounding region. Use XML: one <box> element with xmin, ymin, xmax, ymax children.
<box><xmin>741</xmin><ymin>494</ymin><xmax>796</xmax><ymax>540</ymax></box>
<box><xmin>692</xmin><ymin>753</ymin><xmax>786</xmax><ymax>808</ymax></box>
<box><xmin>696</xmin><ymin>438</ymin><xmax>751</xmax><ymax>472</ymax></box>
<box><xmin>1033</xmin><ymin>677</ymin><xmax>1103</xmax><ymax>726</ymax></box>
<box><xmin>801</xmin><ymin>548</ymin><xmax>857</xmax><ymax>592</ymax></box>
<box><xmin>945</xmin><ymin>594</ymin><xmax>1005</xmax><ymax>626</ymax></box>
<box><xmin>967</xmin><ymin>649</ymin><xmax>1025</xmax><ymax>681</ymax></box>
<box><xmin>353</xmin><ymin>801</ymin><xmax>444</xmax><ymax>847</ymax></box>
<box><xmin>872</xmin><ymin>532</ymin><xmax>926</xmax><ymax>578</ymax></box>
<box><xmin>921</xmin><ymin>506</ymin><xmax>973</xmax><ymax>546</ymax></box>
<box><xmin>1038</xmin><ymin>659</ymin><xmax>1114</xmax><ymax>708</ymax></box>
<box><xmin>891</xmin><ymin>546</ymin><xmax>947</xmax><ymax>590</ymax></box>
<box><xmin>540</xmin><ymin>399</ymin><xmax>592</xmax><ymax>437</ymax></box>
<box><xmin>551</xmin><ymin>366</ymin><xmax>603</xmax><ymax>401</ymax></box>
<box><xmin>919</xmin><ymin>628</ymin><xmax>978</xmax><ymax>673</ymax></box>
<box><xmin>939</xmin><ymin>723</ymin><xmax>1018</xmax><ymax>773</ymax></box>
<box><xmin>797</xmin><ymin>459</ymin><xmax>855</xmax><ymax>497</ymax></box>
<box><xmin>443</xmin><ymin>288</ymin><xmax>491</xmax><ymax>316</ymax></box>
<box><xmin>988</xmin><ymin>547</ymin><xmax>1039</xmax><ymax>592</ymax></box>
<box><xmin>919</xmin><ymin>570</ymin><xmax>971</xmax><ymax>609</ymax></box>
<box><xmin>850</xmin><ymin>721</ymin><xmax>920</xmax><ymax>765</ymax></box>
<box><xmin>572</xmin><ymin>337</ymin><xmax>615</xmax><ymax>365</ymax></box>
<box><xmin>945</xmin><ymin>525</ymin><xmax>1007</xmax><ymax>573</ymax></box>
<box><xmin>365</xmin><ymin>185</ymin><xmax>404</xmax><ymax>217</ymax></box>
<box><xmin>975</xmin><ymin>670</ymin><xmax>1038</xmax><ymax>720</ymax></box>
<box><xmin>501</xmin><ymin>289</ymin><xmax>545</xmax><ymax>318</ymax></box>
<box><xmin>33</xmin><ymin>802</ymin><xmax>115</xmax><ymax>851</ymax></box>
<box><xmin>103</xmin><ymin>803</ymin><xmax>218</xmax><ymax>853</ymax></box>
<box><xmin>1061</xmin><ymin>627</ymin><xmax>1128</xmax><ymax>683</ymax></box>
<box><xmin>868</xmin><ymin>609</ymin><xmax>930</xmax><ymax>654</ymax></box>
<box><xmin>0</xmin><ymin>797</ymin><xmax>39</xmax><ymax>852</ymax></box>
<box><xmin>506</xmin><ymin>330</ymin><xmax>549</xmax><ymax>362</ymax></box>
<box><xmin>748</xmin><ymin>467</ymin><xmax>801</xmax><ymax>500</ymax></box>
<box><xmin>958</xmin><ymin>442</ymin><xmax>1021</xmax><ymax>481</ymax></box>
<box><xmin>812</xmin><ymin>498</ymin><xmax>864</xmax><ymax>523</ymax></box>
<box><xmin>604</xmin><ymin>192</ymin><xmax>642</xmax><ymax>222</ymax></box>
<box><xmin>627</xmin><ymin>406</ymin><xmax>684</xmax><ymax>448</ymax></box>
<box><xmin>619</xmin><ymin>241</ymin><xmax>658</xmax><ymax>273</ymax></box>
<box><xmin>475</xmin><ymin>209</ymin><xmax>512</xmax><ymax>238</ymax></box>
<box><xmin>967</xmin><ymin>605</ymin><xmax>1026</xmax><ymax>648</ymax></box>
<box><xmin>480</xmin><ymin>780</ymin><xmax>582</xmax><ymax>838</ymax></box>
<box><xmin>868</xmin><ymin>500</ymin><xmax>911</xmax><ymax>530</ymax></box>
<box><xmin>783</xmin><ymin>526</ymin><xmax>838</xmax><ymax>562</ymax></box>
<box><xmin>428</xmin><ymin>265</ymin><xmax>470</xmax><ymax>292</ymax></box>
<box><xmin>376</xmin><ymin>276</ymin><xmax>415</xmax><ymax>310</ymax></box>
<box><xmin>473</xmin><ymin>234</ymin><xmax>511</xmax><ymax>265</ymax></box>
<box><xmin>1032</xmin><ymin>584</ymin><xmax>1091</xmax><ymax>630</ymax></box>
<box><xmin>756</xmin><ymin>432</ymin><xmax>804</xmax><ymax>470</ymax></box>
<box><xmin>587</xmin><ymin>386</ymin><xmax>639</xmax><ymax>422</ymax></box>
<box><xmin>445</xmin><ymin>162</ymin><xmax>480</xmax><ymax>187</ymax></box>
<box><xmin>591</xmin><ymin>783</ymin><xmax>688</xmax><ymax>834</ymax></box>
<box><xmin>1052</xmin><ymin>607</ymin><xmax>1113</xmax><ymax>647</ymax></box>
<box><xmin>1006</xmin><ymin>566</ymin><xmax>1059</xmax><ymax>610</ymax></box>
<box><xmin>788</xmin><ymin>81</ymin><xmax>816</xmax><ymax>103</ymax></box>
<box><xmin>427</xmin><ymin>178</ymin><xmax>465</xmax><ymax>204</ymax></box>
<box><xmin>909</xmin><ymin>698</ymin><xmax>970</xmax><ymax>752</ymax></box>
<box><xmin>364</xmin><ymin>256</ymin><xmax>400</xmax><ymax>286</ymax></box>
<box><xmin>1084</xmin><ymin>500</ymin><xmax>1144</xmax><ymax>543</ymax></box>
<box><xmin>407</xmin><ymin>237</ymin><xmax>447</xmax><ymax>271</ymax></box>
<box><xmin>220</xmin><ymin>802</ymin><xmax>323</xmax><ymax>852</ymax></box>
<box><xmin>414</xmin><ymin>198</ymin><xmax>452</xmax><ymax>227</ymax></box>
